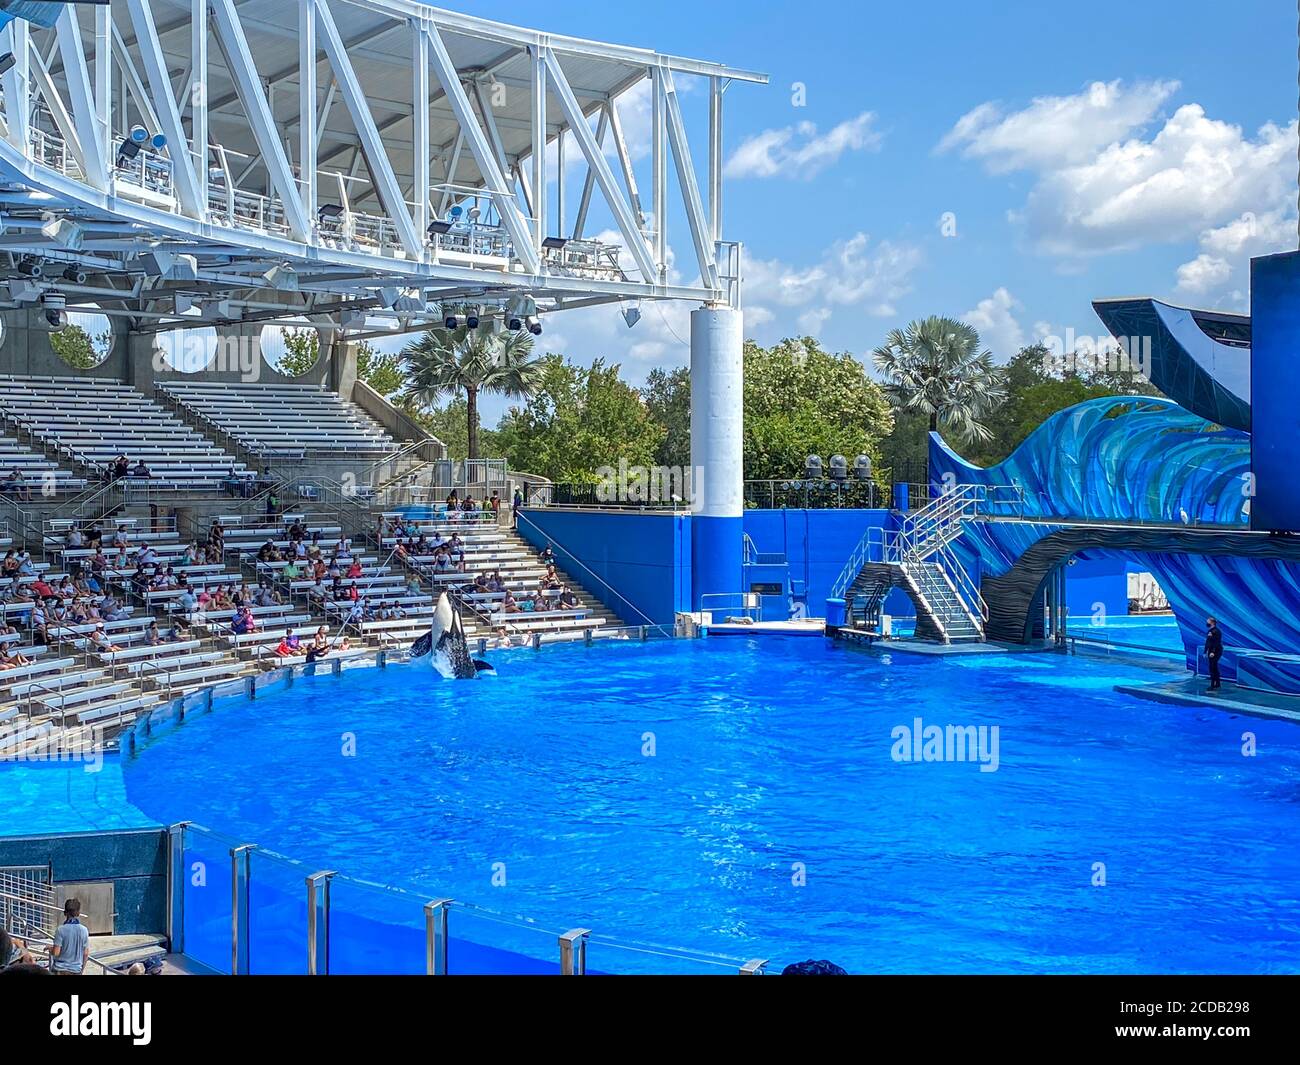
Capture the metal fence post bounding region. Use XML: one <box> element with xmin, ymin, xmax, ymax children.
<box><xmin>558</xmin><ymin>928</ymin><xmax>590</xmax><ymax>975</ymax></box>
<box><xmin>165</xmin><ymin>821</ymin><xmax>190</xmax><ymax>955</ymax></box>
<box><xmin>424</xmin><ymin>898</ymin><xmax>452</xmax><ymax>975</ymax></box>
<box><xmin>306</xmin><ymin>871</ymin><xmax>335</xmax><ymax>975</ymax></box>
<box><xmin>230</xmin><ymin>844</ymin><xmax>257</xmax><ymax>975</ymax></box>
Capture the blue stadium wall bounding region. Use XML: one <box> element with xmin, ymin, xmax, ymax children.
<box><xmin>1249</xmin><ymin>251</ymin><xmax>1300</xmax><ymax>532</ymax></box>
<box><xmin>517</xmin><ymin>509</ymin><xmax>692</xmax><ymax>626</ymax></box>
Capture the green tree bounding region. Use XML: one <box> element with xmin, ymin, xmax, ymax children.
<box><xmin>742</xmin><ymin>337</ymin><xmax>894</xmax><ymax>481</ymax></box>
<box><xmin>494</xmin><ymin>355</ymin><xmax>664</xmax><ymax>481</ymax></box>
<box><xmin>872</xmin><ymin>316</ymin><xmax>1006</xmax><ymax>445</ymax></box>
<box><xmin>272</xmin><ymin>327</ymin><xmax>400</xmax><ymax>396</ymax></box>
<box><xmin>641</xmin><ymin>365</ymin><xmax>691</xmax><ymax>469</ymax></box>
<box><xmin>357</xmin><ymin>343</ymin><xmax>403</xmax><ymax>398</ymax></box>
<box><xmin>50</xmin><ymin>324</ymin><xmax>111</xmax><ymax>369</ymax></box>
<box><xmin>274</xmin><ymin>326</ymin><xmax>320</xmax><ymax>377</ymax></box>
<box><xmin>399</xmin><ymin>322</ymin><xmax>542</xmax><ymax>460</ymax></box>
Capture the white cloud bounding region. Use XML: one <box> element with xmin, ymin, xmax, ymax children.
<box><xmin>724</xmin><ymin>111</ymin><xmax>881</xmax><ymax>180</ymax></box>
<box><xmin>1174</xmin><ymin>253</ymin><xmax>1233</xmax><ymax>296</ymax></box>
<box><xmin>939</xmin><ymin>79</ymin><xmax>1179</xmax><ymax>173</ymax></box>
<box><xmin>962</xmin><ymin>287</ymin><xmax>1025</xmax><ymax>359</ymax></box>
<box><xmin>943</xmin><ymin>80</ymin><xmax>1298</xmax><ymax>299</ymax></box>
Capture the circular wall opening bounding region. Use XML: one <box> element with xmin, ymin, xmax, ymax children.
<box><xmin>260</xmin><ymin>320</ymin><xmax>322</xmax><ymax>378</ymax></box>
<box><xmin>155</xmin><ymin>308</ymin><xmax>219</xmax><ymax>374</ymax></box>
<box><xmin>50</xmin><ymin>305</ymin><xmax>113</xmax><ymax>369</ymax></box>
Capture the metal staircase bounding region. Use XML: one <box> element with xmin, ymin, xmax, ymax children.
<box><xmin>832</xmin><ymin>486</ymin><xmax>989</xmax><ymax>643</ymax></box>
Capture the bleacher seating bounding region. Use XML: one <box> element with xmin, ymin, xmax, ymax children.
<box><xmin>0</xmin><ymin>376</ymin><xmax>250</xmax><ymax>490</ymax></box>
<box><xmin>158</xmin><ymin>381</ymin><xmax>400</xmax><ymax>457</ymax></box>
<box><xmin>0</xmin><ymin>435</ymin><xmax>86</xmax><ymax>496</ymax></box>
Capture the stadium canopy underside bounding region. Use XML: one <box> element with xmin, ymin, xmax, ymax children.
<box><xmin>0</xmin><ymin>0</ymin><xmax>766</xmax><ymax>336</ymax></box>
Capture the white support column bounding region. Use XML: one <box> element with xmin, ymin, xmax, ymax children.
<box><xmin>190</xmin><ymin>0</ymin><xmax>208</xmax><ymax>210</ymax></box>
<box><xmin>556</xmin><ymin>130</ymin><xmax>566</xmax><ymax>237</ymax></box>
<box><xmin>94</xmin><ymin>3</ymin><xmax>113</xmax><ymax>171</ymax></box>
<box><xmin>412</xmin><ymin>24</ymin><xmax>430</xmax><ymax>238</ymax></box>
<box><xmin>530</xmin><ymin>45</ymin><xmax>546</xmax><ymax>250</ymax></box>
<box><xmin>1</xmin><ymin>20</ymin><xmax>30</xmax><ymax>150</ymax></box>
<box><xmin>709</xmin><ymin>75</ymin><xmax>723</xmax><ymax>244</ymax></box>
<box><xmin>652</xmin><ymin>66</ymin><xmax>667</xmax><ymax>275</ymax></box>
<box><xmin>299</xmin><ymin>0</ymin><xmax>318</xmax><ymax>225</ymax></box>
<box><xmin>570</xmin><ymin>106</ymin><xmax>608</xmax><ymax>240</ymax></box>
<box><xmin>56</xmin><ymin>4</ymin><xmax>107</xmax><ymax>191</ymax></box>
<box><xmin>690</xmin><ymin>305</ymin><xmax>744</xmax><ymax>608</ymax></box>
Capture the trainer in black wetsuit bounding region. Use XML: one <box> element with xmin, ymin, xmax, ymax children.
<box><xmin>1204</xmin><ymin>616</ymin><xmax>1223</xmax><ymax>691</ymax></box>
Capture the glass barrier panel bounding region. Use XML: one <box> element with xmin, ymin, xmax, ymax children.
<box><xmin>248</xmin><ymin>849</ymin><xmax>309</xmax><ymax>975</ymax></box>
<box><xmin>327</xmin><ymin>875</ymin><xmax>426</xmax><ymax>975</ymax></box>
<box><xmin>180</xmin><ymin>824</ymin><xmax>234</xmax><ymax>974</ymax></box>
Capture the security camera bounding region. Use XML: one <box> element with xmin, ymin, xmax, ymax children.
<box><xmin>38</xmin><ymin>290</ymin><xmax>68</xmax><ymax>331</ymax></box>
<box><xmin>16</xmin><ymin>257</ymin><xmax>43</xmax><ymax>279</ymax></box>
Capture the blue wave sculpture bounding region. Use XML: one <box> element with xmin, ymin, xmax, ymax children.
<box><xmin>930</xmin><ymin>396</ymin><xmax>1251</xmax><ymax>527</ymax></box>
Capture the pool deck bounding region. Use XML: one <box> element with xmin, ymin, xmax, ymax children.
<box><xmin>1115</xmin><ymin>678</ymin><xmax>1300</xmax><ymax>724</ymax></box>
<box><xmin>833</xmin><ymin>626</ymin><xmax>1056</xmax><ymax>657</ymax></box>
<box><xmin>705</xmin><ymin>618</ymin><xmax>828</xmax><ymax>636</ymax></box>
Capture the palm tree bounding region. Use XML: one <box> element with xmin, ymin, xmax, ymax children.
<box><xmin>399</xmin><ymin>316</ymin><xmax>543</xmax><ymax>459</ymax></box>
<box><xmin>872</xmin><ymin>316</ymin><xmax>1006</xmax><ymax>445</ymax></box>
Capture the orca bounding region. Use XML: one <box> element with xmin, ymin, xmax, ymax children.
<box><xmin>410</xmin><ymin>592</ymin><xmax>494</xmax><ymax>679</ymax></box>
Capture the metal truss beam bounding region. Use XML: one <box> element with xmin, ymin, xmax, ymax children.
<box><xmin>314</xmin><ymin>0</ymin><xmax>423</xmax><ymax>258</ymax></box>
<box><xmin>126</xmin><ymin>0</ymin><xmax>204</xmax><ymax>216</ymax></box>
<box><xmin>420</xmin><ymin>19</ymin><xmax>539</xmax><ymax>274</ymax></box>
<box><xmin>544</xmin><ymin>46</ymin><xmax>657</xmax><ymax>284</ymax></box>
<box><xmin>55</xmin><ymin>4</ymin><xmax>107</xmax><ymax>191</ymax></box>
<box><xmin>209</xmin><ymin>0</ymin><xmax>311</xmax><ymax>241</ymax></box>
<box><xmin>663</xmin><ymin>68</ymin><xmax>718</xmax><ymax>291</ymax></box>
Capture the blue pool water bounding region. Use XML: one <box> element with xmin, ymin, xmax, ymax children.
<box><xmin>6</xmin><ymin>635</ymin><xmax>1300</xmax><ymax>973</ymax></box>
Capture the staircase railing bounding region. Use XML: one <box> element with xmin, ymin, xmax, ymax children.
<box><xmin>926</xmin><ymin>535</ymin><xmax>988</xmax><ymax>623</ymax></box>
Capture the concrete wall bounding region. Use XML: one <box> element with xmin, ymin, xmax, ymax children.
<box><xmin>0</xmin><ymin>827</ymin><xmax>168</xmax><ymax>936</ymax></box>
<box><xmin>517</xmin><ymin>508</ymin><xmax>692</xmax><ymax>626</ymax></box>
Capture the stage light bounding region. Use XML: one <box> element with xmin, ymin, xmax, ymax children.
<box><xmin>427</xmin><ymin>220</ymin><xmax>453</xmax><ymax>236</ymax></box>
<box><xmin>318</xmin><ymin>203</ymin><xmax>344</xmax><ymax>220</ymax></box>
<box><xmin>853</xmin><ymin>455</ymin><xmax>873</xmax><ymax>481</ymax></box>
<box><xmin>542</xmin><ymin>236</ymin><xmax>568</xmax><ymax>251</ymax></box>
<box><xmin>466</xmin><ymin>308</ymin><xmax>480</xmax><ymax>329</ymax></box>
<box><xmin>828</xmin><ymin>455</ymin><xmax>848</xmax><ymax>481</ymax></box>
<box><xmin>16</xmin><ymin>257</ymin><xmax>43</xmax><ymax>278</ymax></box>
<box><xmin>115</xmin><ymin>139</ymin><xmax>141</xmax><ymax>166</ymax></box>
<box><xmin>804</xmin><ymin>455</ymin><xmax>823</xmax><ymax>480</ymax></box>
<box><xmin>62</xmin><ymin>265</ymin><xmax>88</xmax><ymax>285</ymax></box>
<box><xmin>525</xmin><ymin>315</ymin><xmax>542</xmax><ymax>336</ymax></box>
<box><xmin>445</xmin><ymin>314</ymin><xmax>462</xmax><ymax>329</ymax></box>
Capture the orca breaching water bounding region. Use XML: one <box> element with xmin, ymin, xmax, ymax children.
<box><xmin>409</xmin><ymin>592</ymin><xmax>495</xmax><ymax>679</ymax></box>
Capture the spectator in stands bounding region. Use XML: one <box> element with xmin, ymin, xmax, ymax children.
<box><xmin>85</xmin><ymin>522</ymin><xmax>103</xmax><ymax>548</ymax></box>
<box><xmin>512</xmin><ymin>488</ymin><xmax>523</xmax><ymax>527</ymax></box>
<box><xmin>346</xmin><ymin>558</ymin><xmax>363</xmax><ymax>581</ymax></box>
<box><xmin>1</xmin><ymin>927</ymin><xmax>35</xmax><ymax>970</ymax></box>
<box><xmin>266</xmin><ymin>489</ymin><xmax>281</xmax><ymax>520</ymax></box>
<box><xmin>257</xmin><ymin>540</ymin><xmax>277</xmax><ymax>563</ymax></box>
<box><xmin>489</xmin><ymin>490</ymin><xmax>501</xmax><ymax>517</ymax></box>
<box><xmin>543</xmin><ymin>564</ymin><xmax>561</xmax><ymax>589</ymax></box>
<box><xmin>111</xmin><ymin>526</ymin><xmax>129</xmax><ymax>549</ymax></box>
<box><xmin>0</xmin><ymin>644</ymin><xmax>31</xmax><ymax>669</ymax></box>
<box><xmin>305</xmin><ymin>627</ymin><xmax>330</xmax><ymax>662</ymax></box>
<box><xmin>283</xmin><ymin>559</ymin><xmax>302</xmax><ymax>581</ymax></box>
<box><xmin>176</xmin><ymin>586</ymin><xmax>197</xmax><ymax>617</ymax></box>
<box><xmin>66</xmin><ymin>526</ymin><xmax>85</xmax><ymax>550</ymax></box>
<box><xmin>502</xmin><ymin>590</ymin><xmax>521</xmax><ymax>615</ymax></box>
<box><xmin>2</xmin><ymin>469</ymin><xmax>31</xmax><ymax>502</ymax></box>
<box><xmin>274</xmin><ymin>628</ymin><xmax>301</xmax><ymax>657</ymax></box>
<box><xmin>538</xmin><ymin>544</ymin><xmax>555</xmax><ymax>567</ymax></box>
<box><xmin>432</xmin><ymin>546</ymin><xmax>453</xmax><ymax>573</ymax></box>
<box><xmin>0</xmin><ymin>551</ymin><xmax>17</xmax><ymax>577</ymax></box>
<box><xmin>112</xmin><ymin>455</ymin><xmax>130</xmax><ymax>481</ymax></box>
<box><xmin>145</xmin><ymin>621</ymin><xmax>164</xmax><ymax>647</ymax></box>
<box><xmin>130</xmin><ymin>459</ymin><xmax>152</xmax><ymax>479</ymax></box>
<box><xmin>557</xmin><ymin>587</ymin><xmax>580</xmax><ymax>611</ymax></box>
<box><xmin>231</xmin><ymin>606</ymin><xmax>257</xmax><ymax>636</ymax></box>
<box><xmin>100</xmin><ymin>595</ymin><xmax>129</xmax><ymax>622</ymax></box>
<box><xmin>112</xmin><ymin>546</ymin><xmax>130</xmax><ymax>572</ymax></box>
<box><xmin>287</xmin><ymin>519</ymin><xmax>307</xmax><ymax>541</ymax></box>
<box><xmin>405</xmin><ymin>573</ymin><xmax>423</xmax><ymax>597</ymax></box>
<box><xmin>489</xmin><ymin>625</ymin><xmax>513</xmax><ymax>649</ymax></box>
<box><xmin>16</xmin><ymin>551</ymin><xmax>35</xmax><ymax>577</ymax></box>
<box><xmin>49</xmin><ymin>899</ymin><xmax>89</xmax><ymax>975</ymax></box>
<box><xmin>89</xmin><ymin>624</ymin><xmax>122</xmax><ymax>653</ymax></box>
<box><xmin>255</xmin><ymin>583</ymin><xmax>281</xmax><ymax>608</ymax></box>
<box><xmin>447</xmin><ymin>533</ymin><xmax>465</xmax><ymax>571</ymax></box>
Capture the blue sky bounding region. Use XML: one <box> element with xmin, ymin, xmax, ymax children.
<box><xmin>445</xmin><ymin>0</ymin><xmax>1296</xmax><ymax>422</ymax></box>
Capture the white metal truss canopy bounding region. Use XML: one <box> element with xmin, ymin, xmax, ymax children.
<box><xmin>0</xmin><ymin>0</ymin><xmax>766</xmax><ymax>332</ymax></box>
